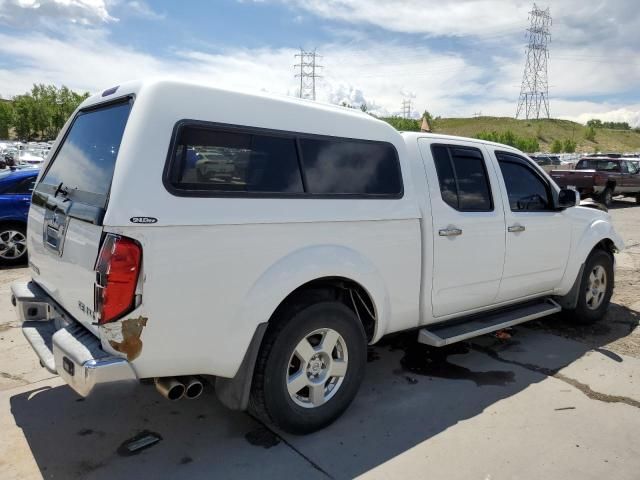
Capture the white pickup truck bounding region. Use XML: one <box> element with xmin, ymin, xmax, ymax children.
<box><xmin>13</xmin><ymin>80</ymin><xmax>623</xmax><ymax>434</ymax></box>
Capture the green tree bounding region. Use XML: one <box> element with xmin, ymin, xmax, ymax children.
<box><xmin>381</xmin><ymin>116</ymin><xmax>421</xmax><ymax>132</ymax></box>
<box><xmin>9</xmin><ymin>84</ymin><xmax>89</xmax><ymax>140</ymax></box>
<box><xmin>550</xmin><ymin>139</ymin><xmax>563</xmax><ymax>153</ymax></box>
<box><xmin>0</xmin><ymin>101</ymin><xmax>13</xmax><ymax>139</ymax></box>
<box><xmin>584</xmin><ymin>126</ymin><xmax>597</xmax><ymax>142</ymax></box>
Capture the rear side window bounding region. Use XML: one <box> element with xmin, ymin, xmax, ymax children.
<box><xmin>431</xmin><ymin>145</ymin><xmax>493</xmax><ymax>211</ymax></box>
<box><xmin>37</xmin><ymin>100</ymin><xmax>131</xmax><ymax>208</ymax></box>
<box><xmin>167</xmin><ymin>126</ymin><xmax>303</xmax><ymax>194</ymax></box>
<box><xmin>300</xmin><ymin>138</ymin><xmax>402</xmax><ymax>195</ymax></box>
<box><xmin>166</xmin><ymin>123</ymin><xmax>403</xmax><ymax>198</ymax></box>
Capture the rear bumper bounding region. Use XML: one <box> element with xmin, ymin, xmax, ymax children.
<box><xmin>12</xmin><ymin>281</ymin><xmax>137</xmax><ymax>397</ymax></box>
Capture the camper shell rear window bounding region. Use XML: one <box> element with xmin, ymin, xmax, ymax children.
<box><xmin>164</xmin><ymin>121</ymin><xmax>404</xmax><ymax>198</ymax></box>
<box><xmin>35</xmin><ymin>98</ymin><xmax>132</xmax><ymax>209</ymax></box>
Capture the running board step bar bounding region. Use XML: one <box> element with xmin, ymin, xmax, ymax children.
<box><xmin>418</xmin><ymin>298</ymin><xmax>561</xmax><ymax>347</ymax></box>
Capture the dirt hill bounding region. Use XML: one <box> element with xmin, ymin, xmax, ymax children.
<box><xmin>432</xmin><ymin>117</ymin><xmax>640</xmax><ymax>154</ymax></box>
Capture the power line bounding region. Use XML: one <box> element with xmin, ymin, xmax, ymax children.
<box><xmin>294</xmin><ymin>48</ymin><xmax>322</xmax><ymax>100</ymax></box>
<box><xmin>516</xmin><ymin>3</ymin><xmax>552</xmax><ymax>119</ymax></box>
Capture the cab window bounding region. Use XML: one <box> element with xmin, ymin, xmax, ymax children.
<box><xmin>431</xmin><ymin>145</ymin><xmax>493</xmax><ymax>211</ymax></box>
<box><xmin>496</xmin><ymin>152</ymin><xmax>552</xmax><ymax>211</ymax></box>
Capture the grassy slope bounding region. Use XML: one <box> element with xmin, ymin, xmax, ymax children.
<box><xmin>431</xmin><ymin>117</ymin><xmax>640</xmax><ymax>153</ymax></box>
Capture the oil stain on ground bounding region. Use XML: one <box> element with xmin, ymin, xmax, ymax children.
<box><xmin>245</xmin><ymin>427</ymin><xmax>280</xmax><ymax>448</ymax></box>
<box><xmin>391</xmin><ymin>335</ymin><xmax>516</xmax><ymax>387</ymax></box>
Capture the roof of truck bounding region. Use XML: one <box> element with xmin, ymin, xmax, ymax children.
<box><xmin>80</xmin><ymin>78</ymin><xmax>392</xmax><ymax>128</ymax></box>
<box><xmin>400</xmin><ymin>131</ymin><xmax>522</xmax><ymax>152</ymax></box>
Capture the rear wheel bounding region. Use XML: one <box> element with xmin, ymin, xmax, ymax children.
<box><xmin>0</xmin><ymin>224</ymin><xmax>27</xmax><ymax>266</ymax></box>
<box><xmin>250</xmin><ymin>300</ymin><xmax>367</xmax><ymax>434</ymax></box>
<box><xmin>565</xmin><ymin>249</ymin><xmax>614</xmax><ymax>324</ymax></box>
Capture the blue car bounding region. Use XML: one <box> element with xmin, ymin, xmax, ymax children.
<box><xmin>0</xmin><ymin>167</ymin><xmax>39</xmax><ymax>265</ymax></box>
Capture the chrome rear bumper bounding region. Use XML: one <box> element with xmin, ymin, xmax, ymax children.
<box><xmin>12</xmin><ymin>281</ymin><xmax>136</xmax><ymax>397</ymax></box>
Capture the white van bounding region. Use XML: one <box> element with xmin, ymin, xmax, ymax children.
<box><xmin>13</xmin><ymin>80</ymin><xmax>623</xmax><ymax>434</ymax></box>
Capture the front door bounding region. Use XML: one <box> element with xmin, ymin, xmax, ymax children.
<box><xmin>418</xmin><ymin>140</ymin><xmax>506</xmax><ymax>318</ymax></box>
<box><xmin>492</xmin><ymin>151</ymin><xmax>571</xmax><ymax>302</ymax></box>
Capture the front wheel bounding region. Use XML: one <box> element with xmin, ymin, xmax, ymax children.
<box><xmin>250</xmin><ymin>300</ymin><xmax>367</xmax><ymax>434</ymax></box>
<box><xmin>565</xmin><ymin>249</ymin><xmax>614</xmax><ymax>324</ymax></box>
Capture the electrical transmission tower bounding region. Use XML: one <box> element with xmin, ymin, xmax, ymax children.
<box><xmin>294</xmin><ymin>49</ymin><xmax>322</xmax><ymax>100</ymax></box>
<box><xmin>401</xmin><ymin>99</ymin><xmax>412</xmax><ymax>118</ymax></box>
<box><xmin>516</xmin><ymin>4</ymin><xmax>552</xmax><ymax>120</ymax></box>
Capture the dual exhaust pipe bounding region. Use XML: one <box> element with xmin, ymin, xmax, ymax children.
<box><xmin>155</xmin><ymin>376</ymin><xmax>204</xmax><ymax>401</ymax></box>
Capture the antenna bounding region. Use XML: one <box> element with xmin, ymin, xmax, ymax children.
<box><xmin>516</xmin><ymin>3</ymin><xmax>552</xmax><ymax>119</ymax></box>
<box><xmin>294</xmin><ymin>49</ymin><xmax>322</xmax><ymax>100</ymax></box>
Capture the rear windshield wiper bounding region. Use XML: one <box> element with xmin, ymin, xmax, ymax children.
<box><xmin>54</xmin><ymin>182</ymin><xmax>69</xmax><ymax>198</ymax></box>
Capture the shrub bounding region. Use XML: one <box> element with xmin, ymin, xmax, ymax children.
<box><xmin>474</xmin><ymin>130</ymin><xmax>539</xmax><ymax>153</ymax></box>
<box><xmin>563</xmin><ymin>139</ymin><xmax>576</xmax><ymax>153</ymax></box>
<box><xmin>550</xmin><ymin>139</ymin><xmax>563</xmax><ymax>153</ymax></box>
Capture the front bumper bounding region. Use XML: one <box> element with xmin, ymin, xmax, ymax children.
<box><xmin>11</xmin><ymin>281</ymin><xmax>137</xmax><ymax>397</ymax></box>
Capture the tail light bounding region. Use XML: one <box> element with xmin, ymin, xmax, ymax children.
<box><xmin>94</xmin><ymin>234</ymin><xmax>142</xmax><ymax>324</ymax></box>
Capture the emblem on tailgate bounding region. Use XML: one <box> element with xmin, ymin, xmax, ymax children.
<box><xmin>130</xmin><ymin>217</ymin><xmax>158</xmax><ymax>224</ymax></box>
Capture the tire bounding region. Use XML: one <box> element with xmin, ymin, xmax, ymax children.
<box><xmin>0</xmin><ymin>224</ymin><xmax>27</xmax><ymax>266</ymax></box>
<box><xmin>250</xmin><ymin>300</ymin><xmax>367</xmax><ymax>434</ymax></box>
<box><xmin>565</xmin><ymin>249</ymin><xmax>614</xmax><ymax>324</ymax></box>
<box><xmin>599</xmin><ymin>187</ymin><xmax>613</xmax><ymax>207</ymax></box>
<box><xmin>635</xmin><ymin>194</ymin><xmax>640</xmax><ymax>205</ymax></box>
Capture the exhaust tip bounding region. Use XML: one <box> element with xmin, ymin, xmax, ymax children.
<box><xmin>185</xmin><ymin>381</ymin><xmax>204</xmax><ymax>399</ymax></box>
<box><xmin>179</xmin><ymin>376</ymin><xmax>204</xmax><ymax>400</ymax></box>
<box><xmin>155</xmin><ymin>377</ymin><xmax>186</xmax><ymax>401</ymax></box>
<box><xmin>167</xmin><ymin>384</ymin><xmax>186</xmax><ymax>401</ymax></box>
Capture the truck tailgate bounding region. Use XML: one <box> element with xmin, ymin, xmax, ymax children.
<box><xmin>27</xmin><ymin>98</ymin><xmax>133</xmax><ymax>334</ymax></box>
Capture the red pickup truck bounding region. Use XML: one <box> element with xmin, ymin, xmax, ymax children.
<box><xmin>550</xmin><ymin>157</ymin><xmax>640</xmax><ymax>206</ymax></box>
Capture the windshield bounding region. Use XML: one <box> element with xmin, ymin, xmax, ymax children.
<box><xmin>576</xmin><ymin>159</ymin><xmax>621</xmax><ymax>172</ymax></box>
<box><xmin>37</xmin><ymin>99</ymin><xmax>132</xmax><ymax>208</ymax></box>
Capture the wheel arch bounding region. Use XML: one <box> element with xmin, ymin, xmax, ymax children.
<box><xmin>215</xmin><ymin>245</ymin><xmax>390</xmax><ymax>411</ymax></box>
<box><xmin>556</xmin><ymin>218</ymin><xmax>623</xmax><ymax>301</ymax></box>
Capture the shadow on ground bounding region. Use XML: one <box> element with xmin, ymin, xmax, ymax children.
<box><xmin>9</xmin><ymin>302</ymin><xmax>637</xmax><ymax>479</ymax></box>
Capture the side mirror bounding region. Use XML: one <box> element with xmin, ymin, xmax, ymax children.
<box><xmin>557</xmin><ymin>188</ymin><xmax>579</xmax><ymax>209</ymax></box>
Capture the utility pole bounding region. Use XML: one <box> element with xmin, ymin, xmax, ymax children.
<box><xmin>401</xmin><ymin>99</ymin><xmax>412</xmax><ymax>119</ymax></box>
<box><xmin>294</xmin><ymin>49</ymin><xmax>322</xmax><ymax>100</ymax></box>
<box><xmin>516</xmin><ymin>3</ymin><xmax>552</xmax><ymax>119</ymax></box>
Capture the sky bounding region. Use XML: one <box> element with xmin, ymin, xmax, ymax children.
<box><xmin>0</xmin><ymin>0</ymin><xmax>638</xmax><ymax>126</ymax></box>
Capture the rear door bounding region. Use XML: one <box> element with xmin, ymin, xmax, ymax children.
<box><xmin>493</xmin><ymin>151</ymin><xmax>571</xmax><ymax>302</ymax></box>
<box><xmin>28</xmin><ymin>98</ymin><xmax>132</xmax><ymax>333</ymax></box>
<box><xmin>418</xmin><ymin>139</ymin><xmax>506</xmax><ymax>318</ymax></box>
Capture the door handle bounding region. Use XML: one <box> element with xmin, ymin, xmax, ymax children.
<box><xmin>439</xmin><ymin>227</ymin><xmax>463</xmax><ymax>237</ymax></box>
<box><xmin>508</xmin><ymin>225</ymin><xmax>526</xmax><ymax>233</ymax></box>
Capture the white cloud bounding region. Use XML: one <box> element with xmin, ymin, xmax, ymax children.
<box><xmin>1</xmin><ymin>0</ymin><xmax>639</xmax><ymax>126</ymax></box>
<box><xmin>0</xmin><ymin>0</ymin><xmax>116</xmax><ymax>26</ymax></box>
<box><xmin>109</xmin><ymin>0</ymin><xmax>164</xmax><ymax>20</ymax></box>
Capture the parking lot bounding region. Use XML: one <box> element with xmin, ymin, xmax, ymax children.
<box><xmin>0</xmin><ymin>201</ymin><xmax>639</xmax><ymax>480</ymax></box>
